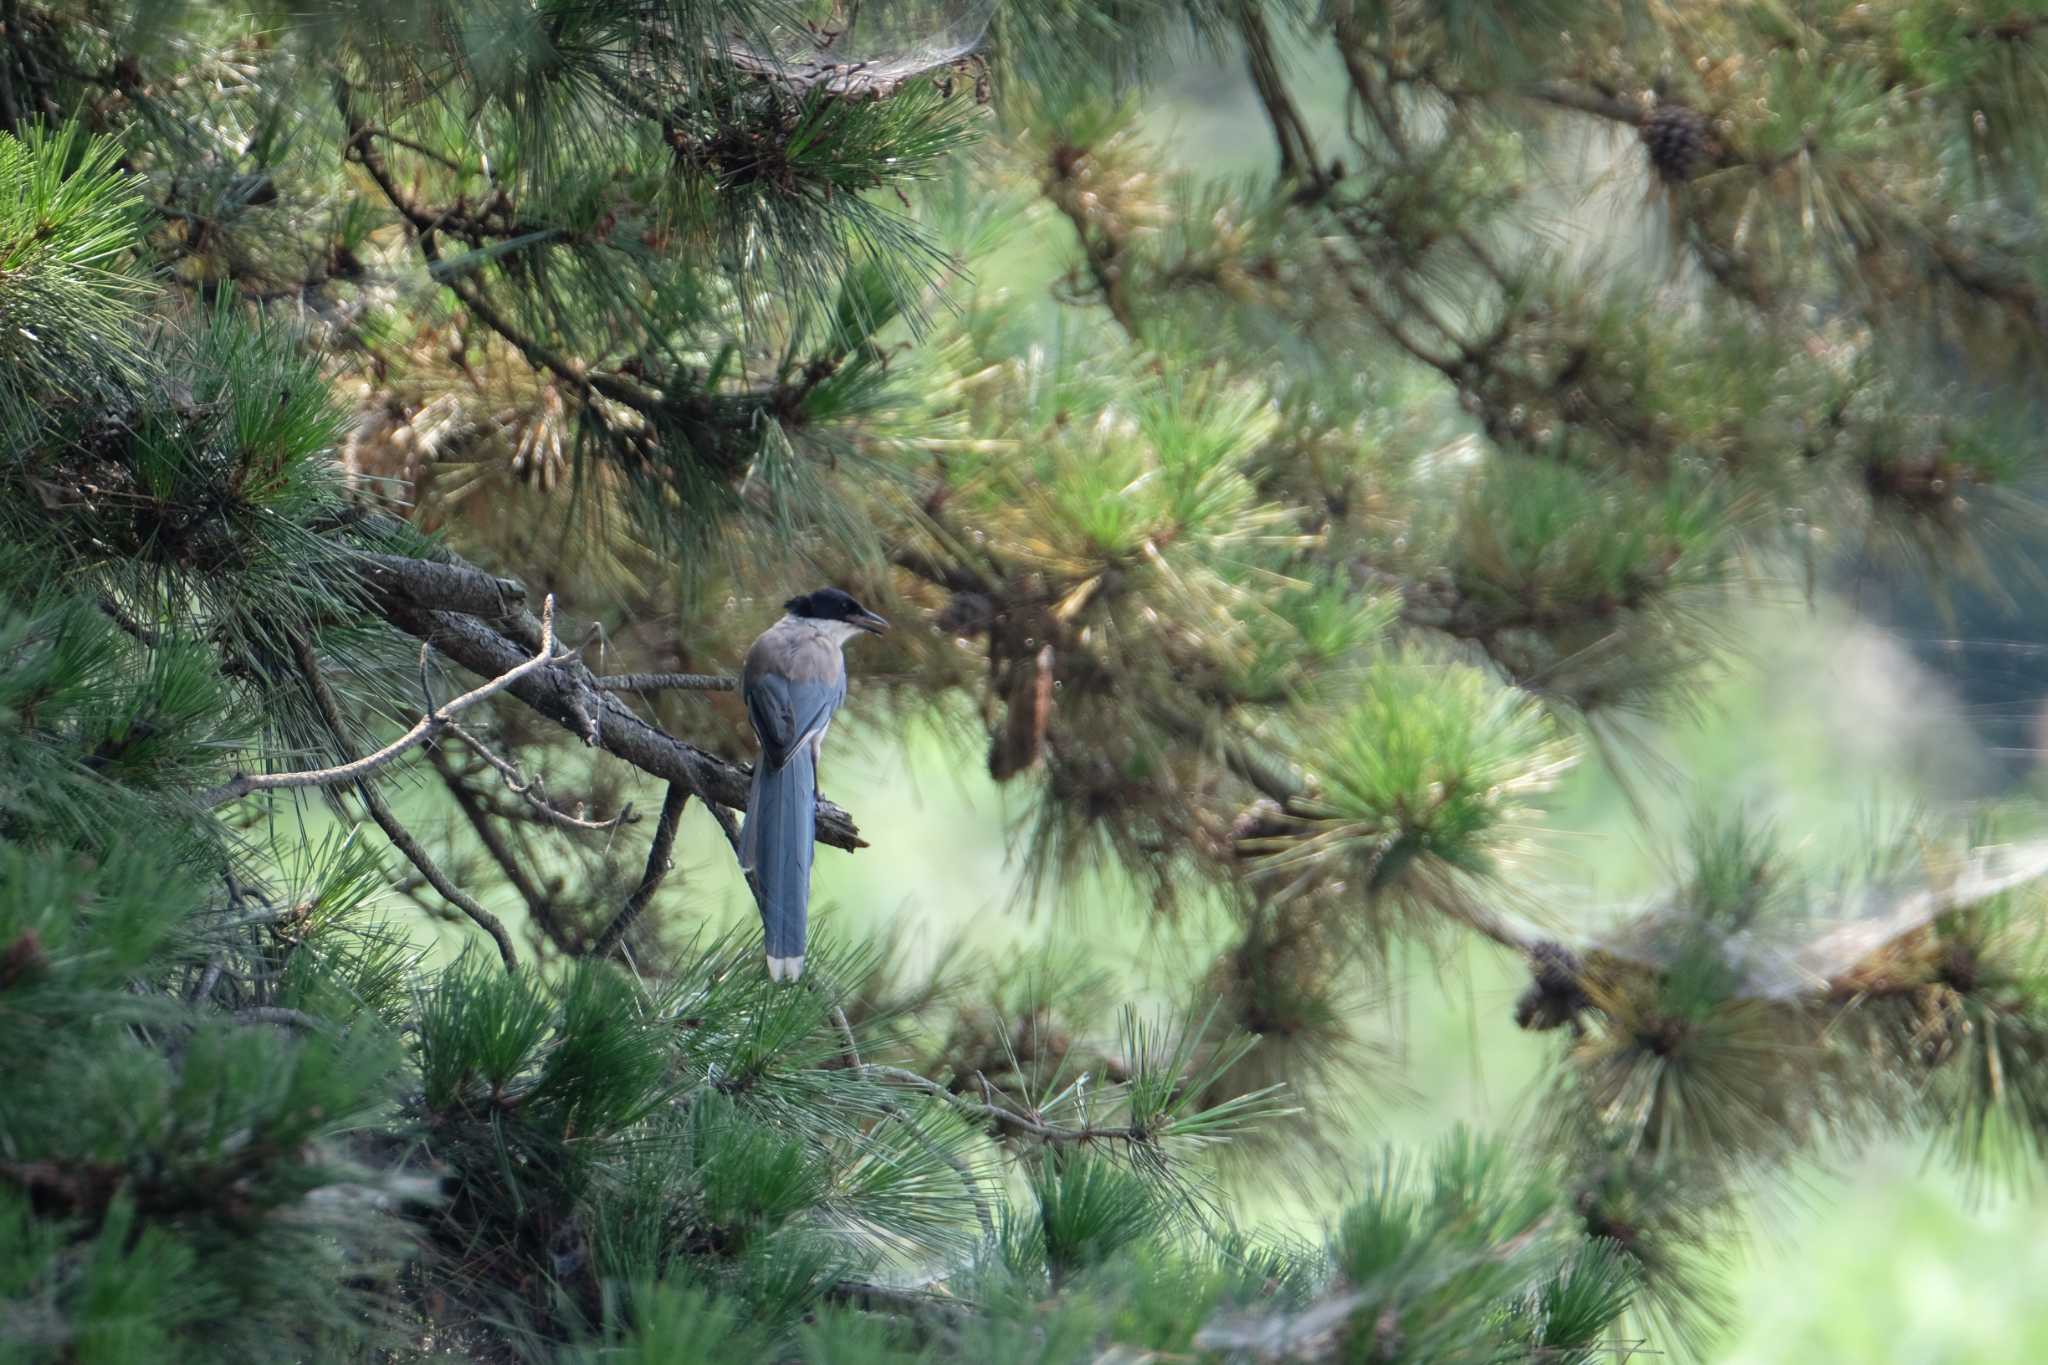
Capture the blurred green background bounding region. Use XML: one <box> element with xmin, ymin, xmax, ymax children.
<box><xmin>352</xmin><ymin>36</ymin><xmax>2048</xmax><ymax>1364</ymax></box>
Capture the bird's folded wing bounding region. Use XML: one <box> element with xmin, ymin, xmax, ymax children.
<box><xmin>746</xmin><ymin>671</ymin><xmax>845</xmax><ymax>772</ymax></box>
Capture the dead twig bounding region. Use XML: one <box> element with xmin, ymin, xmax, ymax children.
<box><xmin>590</xmin><ymin>782</ymin><xmax>691</xmax><ymax>959</ymax></box>
<box><xmin>292</xmin><ymin>636</ymin><xmax>522</xmax><ymax>971</ymax></box>
<box><xmin>444</xmin><ymin>720</ymin><xmax>636</xmax><ymax>832</ymax></box>
<box><xmin>429</xmin><ymin>744</ymin><xmax>579</xmax><ymax>956</ymax></box>
<box><xmin>198</xmin><ymin>598</ymin><xmax>559</xmax><ymax>809</ymax></box>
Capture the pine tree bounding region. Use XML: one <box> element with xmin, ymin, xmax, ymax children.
<box><xmin>4</xmin><ymin>2</ymin><xmax>2048</xmax><ymax>1362</ymax></box>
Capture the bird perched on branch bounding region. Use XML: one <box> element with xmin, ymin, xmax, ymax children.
<box><xmin>741</xmin><ymin>588</ymin><xmax>889</xmax><ymax>981</ymax></box>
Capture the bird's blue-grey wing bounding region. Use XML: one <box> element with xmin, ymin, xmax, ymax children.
<box><xmin>782</xmin><ymin>676</ymin><xmax>845</xmax><ymax>763</ymax></box>
<box><xmin>740</xmin><ymin>629</ymin><xmax>848</xmax><ymax>979</ymax></box>
<box><xmin>744</xmin><ymin>669</ymin><xmax>797</xmax><ymax>769</ymax></box>
<box><xmin>745</xmin><ymin>674</ymin><xmax>843</xmax><ymax>768</ymax></box>
<box><xmin>743</xmin><ymin>630</ymin><xmax>846</xmax><ymax>770</ymax></box>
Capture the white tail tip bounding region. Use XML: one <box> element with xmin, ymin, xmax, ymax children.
<box><xmin>767</xmin><ymin>955</ymin><xmax>805</xmax><ymax>983</ymax></box>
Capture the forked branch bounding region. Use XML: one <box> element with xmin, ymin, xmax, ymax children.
<box><xmin>198</xmin><ymin>597</ymin><xmax>559</xmax><ymax>809</ymax></box>
<box><xmin>292</xmin><ymin>637</ymin><xmax>523</xmax><ymax>970</ymax></box>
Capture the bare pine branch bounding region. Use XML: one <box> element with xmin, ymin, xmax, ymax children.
<box><xmin>198</xmin><ymin>597</ymin><xmax>559</xmax><ymax>809</ymax></box>
<box><xmin>292</xmin><ymin>636</ymin><xmax>521</xmax><ymax>971</ymax></box>
<box><xmin>590</xmin><ymin>782</ymin><xmax>690</xmax><ymax>959</ymax></box>
<box><xmin>445</xmin><ymin>721</ymin><xmax>637</xmax><ymax>832</ymax></box>
<box><xmin>594</xmin><ymin>672</ymin><xmax>738</xmax><ymax>693</ymax></box>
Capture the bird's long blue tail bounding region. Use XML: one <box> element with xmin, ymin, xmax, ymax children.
<box><xmin>741</xmin><ymin>750</ymin><xmax>815</xmax><ymax>981</ymax></box>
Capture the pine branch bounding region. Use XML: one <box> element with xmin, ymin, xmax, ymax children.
<box><xmin>343</xmin><ymin>543</ymin><xmax>865</xmax><ymax>849</ymax></box>
<box><xmin>594</xmin><ymin>672</ymin><xmax>739</xmax><ymax>693</ymax></box>
<box><xmin>590</xmin><ymin>782</ymin><xmax>690</xmax><ymax>959</ymax></box>
<box><xmin>351</xmin><ymin>550</ymin><xmax>532</xmax><ymax>624</ymax></box>
<box><xmin>859</xmin><ymin>1063</ymin><xmax>1155</xmax><ymax>1146</ymax></box>
<box><xmin>445</xmin><ymin>720</ymin><xmax>638</xmax><ymax>832</ymax></box>
<box><xmin>1238</xmin><ymin>2</ymin><xmax>1324</xmax><ymax>184</ymax></box>
<box><xmin>292</xmin><ymin>635</ymin><xmax>522</xmax><ymax>971</ymax></box>
<box><xmin>889</xmin><ymin>530</ymin><xmax>1546</xmax><ymax>959</ymax></box>
<box><xmin>824</xmin><ymin>1002</ymin><xmax>999</xmax><ymax>1244</ymax></box>
<box><xmin>1523</xmin><ymin>80</ymin><xmax>1645</xmax><ymax>127</ymax></box>
<box><xmin>1043</xmin><ymin>142</ymin><xmax>1141</xmax><ymax>340</ymax></box>
<box><xmin>341</xmin><ymin>99</ymin><xmax>855</xmax><ymax>461</ymax></box>
<box><xmin>338</xmin><ymin>104</ymin><xmax>664</xmax><ymax>417</ymax></box>
<box><xmin>197</xmin><ymin>597</ymin><xmax>559</xmax><ymax>809</ymax></box>
<box><xmin>428</xmin><ymin>744</ymin><xmax>578</xmax><ymax>956</ymax></box>
<box><xmin>371</xmin><ymin>595</ymin><xmax>865</xmax><ymax>847</ymax></box>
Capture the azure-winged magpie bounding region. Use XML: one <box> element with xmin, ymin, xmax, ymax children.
<box><xmin>740</xmin><ymin>587</ymin><xmax>888</xmax><ymax>982</ymax></box>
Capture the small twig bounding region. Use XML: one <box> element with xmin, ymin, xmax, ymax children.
<box><xmin>445</xmin><ymin>721</ymin><xmax>637</xmax><ymax>832</ymax></box>
<box><xmin>594</xmin><ymin>672</ymin><xmax>738</xmax><ymax>693</ymax></box>
<box><xmin>858</xmin><ymin>1064</ymin><xmax>1147</xmax><ymax>1147</ymax></box>
<box><xmin>562</xmin><ymin>678</ymin><xmax>603</xmax><ymax>747</ymax></box>
<box><xmin>831</xmin><ymin>1005</ymin><xmax>863</xmax><ymax>1067</ymax></box>
<box><xmin>237</xmin><ymin>1006</ymin><xmax>326</xmax><ymax>1031</ymax></box>
<box><xmin>429</xmin><ymin>744</ymin><xmax>578</xmax><ymax>956</ymax></box>
<box><xmin>590</xmin><ymin>782</ymin><xmax>690</xmax><ymax>958</ymax></box>
<box><xmin>292</xmin><ymin>636</ymin><xmax>521</xmax><ymax>971</ymax></box>
<box><xmin>824</xmin><ymin>1006</ymin><xmax>996</xmax><ymax>1244</ymax></box>
<box><xmin>97</xmin><ymin>594</ymin><xmax>160</xmax><ymax>646</ymax></box>
<box><xmin>416</xmin><ymin>641</ymin><xmax>438</xmax><ymax>719</ymax></box>
<box><xmin>198</xmin><ymin>598</ymin><xmax>559</xmax><ymax>809</ymax></box>
<box><xmin>1238</xmin><ymin>1</ymin><xmax>1324</xmax><ymax>183</ymax></box>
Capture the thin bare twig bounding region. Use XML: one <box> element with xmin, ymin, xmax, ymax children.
<box><xmin>293</xmin><ymin>636</ymin><xmax>521</xmax><ymax>971</ymax></box>
<box><xmin>591</xmin><ymin>782</ymin><xmax>690</xmax><ymax>958</ymax></box>
<box><xmin>445</xmin><ymin>721</ymin><xmax>637</xmax><ymax>832</ymax></box>
<box><xmin>429</xmin><ymin>744</ymin><xmax>578</xmax><ymax>956</ymax></box>
<box><xmin>594</xmin><ymin>672</ymin><xmax>737</xmax><ymax>693</ymax></box>
<box><xmin>831</xmin><ymin>1005</ymin><xmax>863</xmax><ymax>1067</ymax></box>
<box><xmin>859</xmin><ymin>1063</ymin><xmax>1149</xmax><ymax>1146</ymax></box>
<box><xmin>198</xmin><ymin>597</ymin><xmax>558</xmax><ymax>809</ymax></box>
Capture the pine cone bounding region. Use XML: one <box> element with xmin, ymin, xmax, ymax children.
<box><xmin>1513</xmin><ymin>939</ymin><xmax>1590</xmax><ymax>1032</ymax></box>
<box><xmin>1641</xmin><ymin>102</ymin><xmax>1714</xmax><ymax>184</ymax></box>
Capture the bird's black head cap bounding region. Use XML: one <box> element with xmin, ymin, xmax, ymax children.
<box><xmin>786</xmin><ymin>587</ymin><xmax>889</xmax><ymax>633</ymax></box>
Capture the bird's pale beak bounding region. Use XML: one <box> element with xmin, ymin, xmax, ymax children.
<box><xmin>855</xmin><ymin>609</ymin><xmax>890</xmax><ymax>635</ymax></box>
